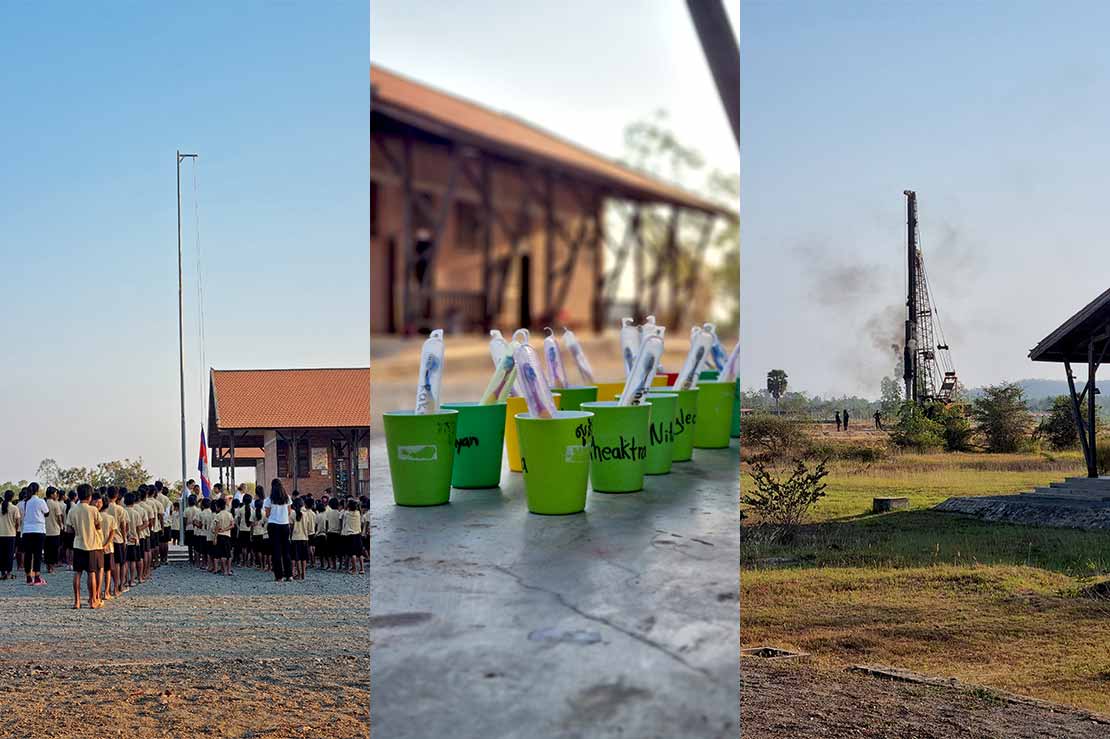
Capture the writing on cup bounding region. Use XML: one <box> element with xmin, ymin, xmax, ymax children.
<box><xmin>673</xmin><ymin>409</ymin><xmax>697</xmax><ymax>436</ymax></box>
<box><xmin>590</xmin><ymin>434</ymin><xmax>647</xmax><ymax>462</ymax></box>
<box><xmin>455</xmin><ymin>435</ymin><xmax>480</xmax><ymax>454</ymax></box>
<box><xmin>649</xmin><ymin>419</ymin><xmax>674</xmax><ymax>445</ymax></box>
<box><xmin>574</xmin><ymin>419</ymin><xmax>593</xmax><ymax>445</ymax></box>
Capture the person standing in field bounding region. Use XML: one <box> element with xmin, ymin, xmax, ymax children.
<box><xmin>325</xmin><ymin>497</ymin><xmax>342</xmax><ymax>572</ymax></box>
<box><xmin>834</xmin><ymin>411</ymin><xmax>841</xmax><ymax>432</ymax></box>
<box><xmin>874</xmin><ymin>410</ymin><xmax>883</xmax><ymax>430</ymax></box>
<box><xmin>212</xmin><ymin>498</ymin><xmax>235</xmax><ymax>576</ymax></box>
<box><xmin>290</xmin><ymin>498</ymin><xmax>310</xmax><ymax>581</ymax></box>
<box><xmin>42</xmin><ymin>486</ymin><xmax>64</xmax><ymax>575</ymax></box>
<box><xmin>106</xmin><ymin>488</ymin><xmax>128</xmax><ymax>597</ymax></box>
<box><xmin>312</xmin><ymin>499</ymin><xmax>328</xmax><ymax>570</ymax></box>
<box><xmin>842</xmin><ymin>408</ymin><xmax>850</xmax><ymax>431</ymax></box>
<box><xmin>68</xmin><ymin>485</ymin><xmax>102</xmax><ymax>609</ymax></box>
<box><xmin>342</xmin><ymin>499</ymin><xmax>364</xmax><ymax>575</ymax></box>
<box><xmin>154</xmin><ymin>480</ymin><xmax>171</xmax><ymax>566</ymax></box>
<box><xmin>95</xmin><ymin>493</ymin><xmax>116</xmax><ymax>602</ymax></box>
<box><xmin>123</xmin><ymin>492</ymin><xmax>141</xmax><ymax>590</ymax></box>
<box><xmin>19</xmin><ymin>482</ymin><xmax>49</xmax><ymax>586</ymax></box>
<box><xmin>0</xmin><ymin>490</ymin><xmax>21</xmax><ymax>580</ymax></box>
<box><xmin>265</xmin><ymin>479</ymin><xmax>293</xmax><ymax>582</ymax></box>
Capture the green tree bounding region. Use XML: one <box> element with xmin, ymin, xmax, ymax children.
<box><xmin>743</xmin><ymin>458</ymin><xmax>829</xmax><ymax>541</ymax></box>
<box><xmin>928</xmin><ymin>402</ymin><xmax>974</xmax><ymax>452</ymax></box>
<box><xmin>1036</xmin><ymin>395</ymin><xmax>1084</xmax><ymax>450</ymax></box>
<box><xmin>888</xmin><ymin>402</ymin><xmax>945</xmax><ymax>451</ymax></box>
<box><xmin>766</xmin><ymin>369</ymin><xmax>788</xmax><ymax>410</ymax></box>
<box><xmin>972</xmin><ymin>383</ymin><xmax>1033</xmax><ymax>453</ymax></box>
<box><xmin>879</xmin><ymin>376</ymin><xmax>903</xmax><ymax>415</ymax></box>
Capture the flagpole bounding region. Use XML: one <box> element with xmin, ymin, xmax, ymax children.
<box><xmin>177</xmin><ymin>150</ymin><xmax>197</xmax><ymax>546</ymax></box>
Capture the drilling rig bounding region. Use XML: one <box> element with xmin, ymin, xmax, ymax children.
<box><xmin>902</xmin><ymin>190</ymin><xmax>959</xmax><ymax>405</ymax></box>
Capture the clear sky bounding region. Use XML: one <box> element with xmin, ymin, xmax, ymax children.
<box><xmin>0</xmin><ymin>3</ymin><xmax>369</xmax><ymax>483</ymax></box>
<box><xmin>371</xmin><ymin>0</ymin><xmax>739</xmax><ymax>195</ymax></box>
<box><xmin>741</xmin><ymin>1</ymin><xmax>1110</xmax><ymax>398</ymax></box>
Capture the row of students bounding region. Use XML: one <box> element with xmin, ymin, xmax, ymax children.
<box><xmin>183</xmin><ymin>480</ymin><xmax>367</xmax><ymax>579</ymax></box>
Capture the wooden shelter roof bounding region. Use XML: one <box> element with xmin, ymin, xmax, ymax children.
<box><xmin>1029</xmin><ymin>288</ymin><xmax>1110</xmax><ymax>363</ymax></box>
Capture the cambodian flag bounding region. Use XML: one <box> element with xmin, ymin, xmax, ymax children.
<box><xmin>198</xmin><ymin>428</ymin><xmax>212</xmax><ymax>499</ymax></box>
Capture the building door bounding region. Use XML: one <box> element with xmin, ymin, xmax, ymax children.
<box><xmin>519</xmin><ymin>253</ymin><xmax>532</xmax><ymax>329</ymax></box>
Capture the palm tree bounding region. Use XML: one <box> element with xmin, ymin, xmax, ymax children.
<box><xmin>767</xmin><ymin>369</ymin><xmax>788</xmax><ymax>412</ymax></box>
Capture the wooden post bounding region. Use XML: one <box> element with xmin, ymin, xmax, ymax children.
<box><xmin>480</xmin><ymin>156</ymin><xmax>493</xmax><ymax>331</ymax></box>
<box><xmin>1089</xmin><ymin>342</ymin><xmax>1098</xmax><ymax>478</ymax></box>
<box><xmin>544</xmin><ymin>172</ymin><xmax>556</xmax><ymax>324</ymax></box>
<box><xmin>1065</xmin><ymin>360</ymin><xmax>1094</xmax><ymax>477</ymax></box>
<box><xmin>229</xmin><ymin>432</ymin><xmax>236</xmax><ymax>498</ymax></box>
<box><xmin>401</xmin><ymin>135</ymin><xmax>414</xmax><ymax>334</ymax></box>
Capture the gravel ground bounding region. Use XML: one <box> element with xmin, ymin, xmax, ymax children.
<box><xmin>742</xmin><ymin>660</ymin><xmax>1110</xmax><ymax>738</ymax></box>
<box><xmin>0</xmin><ymin>559</ymin><xmax>368</xmax><ymax>739</ymax></box>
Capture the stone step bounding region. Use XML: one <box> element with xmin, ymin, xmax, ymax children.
<box><xmin>1062</xmin><ymin>476</ymin><xmax>1110</xmax><ymax>488</ymax></box>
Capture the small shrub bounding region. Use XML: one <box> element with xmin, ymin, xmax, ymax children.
<box><xmin>1096</xmin><ymin>439</ymin><xmax>1110</xmax><ymax>475</ymax></box>
<box><xmin>743</xmin><ymin>458</ymin><xmax>829</xmax><ymax>539</ymax></box>
<box><xmin>1036</xmin><ymin>395</ymin><xmax>1084</xmax><ymax>450</ymax></box>
<box><xmin>972</xmin><ymin>383</ymin><xmax>1034</xmax><ymax>453</ymax></box>
<box><xmin>888</xmin><ymin>402</ymin><xmax>945</xmax><ymax>452</ymax></box>
<box><xmin>741</xmin><ymin>413</ymin><xmax>806</xmax><ymax>460</ymax></box>
<box><xmin>929</xmin><ymin>402</ymin><xmax>975</xmax><ymax>452</ymax></box>
<box><xmin>802</xmin><ymin>439</ymin><xmax>888</xmax><ymax>464</ymax></box>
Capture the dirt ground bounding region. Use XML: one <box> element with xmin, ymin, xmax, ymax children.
<box><xmin>741</xmin><ymin>660</ymin><xmax>1109</xmax><ymax>739</ymax></box>
<box><xmin>0</xmin><ymin>559</ymin><xmax>368</xmax><ymax>739</ymax></box>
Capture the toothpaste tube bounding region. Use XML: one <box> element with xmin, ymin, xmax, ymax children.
<box><xmin>543</xmin><ymin>327</ymin><xmax>569</xmax><ymax>389</ymax></box>
<box><xmin>513</xmin><ymin>342</ymin><xmax>558</xmax><ymax>419</ymax></box>
<box><xmin>562</xmin><ymin>328</ymin><xmax>595</xmax><ymax>385</ymax></box>
<box><xmin>414</xmin><ymin>329</ymin><xmax>445</xmax><ymax>414</ymax></box>
<box><xmin>620</xmin><ymin>317</ymin><xmax>640</xmax><ymax>377</ymax></box>
<box><xmin>720</xmin><ymin>340</ymin><xmax>741</xmax><ymax>382</ymax></box>
<box><xmin>618</xmin><ymin>334</ymin><xmax>664</xmax><ymax>407</ymax></box>
<box><xmin>676</xmin><ymin>326</ymin><xmax>713</xmax><ymax>390</ymax></box>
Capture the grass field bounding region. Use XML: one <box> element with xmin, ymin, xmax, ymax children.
<box><xmin>741</xmin><ymin>447</ymin><xmax>1110</xmax><ymax>714</ymax></box>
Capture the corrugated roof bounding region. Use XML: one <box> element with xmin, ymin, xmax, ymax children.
<box><xmin>210</xmin><ymin>368</ymin><xmax>371</xmax><ymax>430</ymax></box>
<box><xmin>370</xmin><ymin>65</ymin><xmax>733</xmax><ymax>218</ymax></box>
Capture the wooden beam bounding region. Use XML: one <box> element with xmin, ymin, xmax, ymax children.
<box><xmin>1065</xmin><ymin>360</ymin><xmax>1094</xmax><ymax>476</ymax></box>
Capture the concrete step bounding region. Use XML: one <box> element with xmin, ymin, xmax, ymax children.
<box><xmin>1062</xmin><ymin>476</ymin><xmax>1110</xmax><ymax>488</ymax></box>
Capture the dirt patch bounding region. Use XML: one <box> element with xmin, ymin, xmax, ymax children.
<box><xmin>742</xmin><ymin>661</ymin><xmax>1109</xmax><ymax>739</ymax></box>
<box><xmin>0</xmin><ymin>562</ymin><xmax>368</xmax><ymax>739</ymax></box>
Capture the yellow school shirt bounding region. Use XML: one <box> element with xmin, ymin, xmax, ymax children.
<box><xmin>0</xmin><ymin>504</ymin><xmax>20</xmax><ymax>537</ymax></box>
<box><xmin>291</xmin><ymin>512</ymin><xmax>310</xmax><ymax>541</ymax></box>
<box><xmin>213</xmin><ymin>510</ymin><xmax>234</xmax><ymax>537</ymax></box>
<box><xmin>70</xmin><ymin>503</ymin><xmax>102</xmax><ymax>552</ymax></box>
<box><xmin>108</xmin><ymin>503</ymin><xmax>127</xmax><ymax>544</ymax></box>
<box><xmin>44</xmin><ymin>499</ymin><xmax>63</xmax><ymax>537</ymax></box>
<box><xmin>100</xmin><ymin>512</ymin><xmax>116</xmax><ymax>553</ymax></box>
<box><xmin>341</xmin><ymin>510</ymin><xmax>362</xmax><ymax>536</ymax></box>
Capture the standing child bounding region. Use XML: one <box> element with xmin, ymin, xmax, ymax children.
<box><xmin>68</xmin><ymin>485</ymin><xmax>102</xmax><ymax>609</ymax></box>
<box><xmin>342</xmin><ymin>499</ymin><xmax>364</xmax><ymax>575</ymax></box>
<box><xmin>212</xmin><ymin>499</ymin><xmax>235</xmax><ymax>576</ymax></box>
<box><xmin>290</xmin><ymin>499</ymin><xmax>310</xmax><ymax>581</ymax></box>
<box><xmin>0</xmin><ymin>490</ymin><xmax>21</xmax><ymax>580</ymax></box>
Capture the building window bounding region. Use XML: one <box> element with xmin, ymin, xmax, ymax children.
<box><xmin>296</xmin><ymin>441</ymin><xmax>311</xmax><ymax>479</ymax></box>
<box><xmin>277</xmin><ymin>440</ymin><xmax>311</xmax><ymax>479</ymax></box>
<box><xmin>276</xmin><ymin>441</ymin><xmax>290</xmax><ymax>478</ymax></box>
<box><xmin>455</xmin><ymin>201</ymin><xmax>481</xmax><ymax>251</ymax></box>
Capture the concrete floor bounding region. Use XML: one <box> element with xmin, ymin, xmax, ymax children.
<box><xmin>368</xmin><ymin>436</ymin><xmax>740</xmax><ymax>739</ymax></box>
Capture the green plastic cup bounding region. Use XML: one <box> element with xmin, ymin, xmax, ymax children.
<box><xmin>643</xmin><ymin>392</ymin><xmax>678</xmax><ymax>474</ymax></box>
<box><xmin>669</xmin><ymin>386</ymin><xmax>699</xmax><ymax>462</ymax></box>
<box><xmin>383</xmin><ymin>409</ymin><xmax>458</xmax><ymax>506</ymax></box>
<box><xmin>555</xmin><ymin>385</ymin><xmax>598</xmax><ymax>412</ymax></box>
<box><xmin>580</xmin><ymin>401</ymin><xmax>652</xmax><ymax>493</ymax></box>
<box><xmin>516</xmin><ymin>410</ymin><xmax>594</xmax><ymax>514</ymax></box>
<box><xmin>505</xmin><ymin>393</ymin><xmax>561</xmax><ymax>472</ymax></box>
<box><xmin>615</xmin><ymin>392</ymin><xmax>678</xmax><ymax>475</ymax></box>
<box><xmin>730</xmin><ymin>379</ymin><xmax>741</xmax><ymax>438</ymax></box>
<box><xmin>441</xmin><ymin>402</ymin><xmax>506</xmax><ymax>488</ymax></box>
<box><xmin>693</xmin><ymin>380</ymin><xmax>734</xmax><ymax>449</ymax></box>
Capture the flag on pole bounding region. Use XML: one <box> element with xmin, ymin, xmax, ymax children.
<box><xmin>198</xmin><ymin>428</ymin><xmax>212</xmax><ymax>498</ymax></box>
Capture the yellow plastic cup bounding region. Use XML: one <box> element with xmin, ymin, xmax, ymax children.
<box><xmin>504</xmin><ymin>393</ymin><xmax>561</xmax><ymax>472</ymax></box>
<box><xmin>595</xmin><ymin>381</ymin><xmax>625</xmax><ymax>402</ymax></box>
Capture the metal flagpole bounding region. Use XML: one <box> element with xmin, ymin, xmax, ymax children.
<box><xmin>177</xmin><ymin>150</ymin><xmax>197</xmax><ymax>546</ymax></box>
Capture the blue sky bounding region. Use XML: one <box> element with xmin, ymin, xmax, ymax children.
<box><xmin>741</xmin><ymin>1</ymin><xmax>1110</xmax><ymax>397</ymax></box>
<box><xmin>0</xmin><ymin>3</ymin><xmax>368</xmax><ymax>482</ymax></box>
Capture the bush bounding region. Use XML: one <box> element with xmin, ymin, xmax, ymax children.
<box><xmin>887</xmin><ymin>402</ymin><xmax>945</xmax><ymax>452</ymax></box>
<box><xmin>741</xmin><ymin>413</ymin><xmax>806</xmax><ymax>460</ymax></box>
<box><xmin>743</xmin><ymin>458</ymin><xmax>829</xmax><ymax>539</ymax></box>
<box><xmin>1096</xmin><ymin>439</ymin><xmax>1110</xmax><ymax>475</ymax></box>
<box><xmin>972</xmin><ymin>383</ymin><xmax>1033</xmax><ymax>453</ymax></box>
<box><xmin>802</xmin><ymin>439</ymin><xmax>888</xmax><ymax>464</ymax></box>
<box><xmin>929</xmin><ymin>402</ymin><xmax>975</xmax><ymax>452</ymax></box>
<box><xmin>1036</xmin><ymin>395</ymin><xmax>1084</xmax><ymax>450</ymax></box>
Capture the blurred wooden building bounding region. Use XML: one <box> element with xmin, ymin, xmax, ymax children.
<box><xmin>370</xmin><ymin>65</ymin><xmax>732</xmax><ymax>336</ymax></box>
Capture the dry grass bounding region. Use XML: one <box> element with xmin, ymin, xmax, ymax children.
<box><xmin>741</xmin><ymin>448</ymin><xmax>1110</xmax><ymax>714</ymax></box>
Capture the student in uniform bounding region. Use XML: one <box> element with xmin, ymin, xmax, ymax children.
<box><xmin>342</xmin><ymin>499</ymin><xmax>364</xmax><ymax>575</ymax></box>
<box><xmin>290</xmin><ymin>498</ymin><xmax>310</xmax><ymax>581</ymax></box>
<box><xmin>19</xmin><ymin>482</ymin><xmax>49</xmax><ymax>586</ymax></box>
<box><xmin>203</xmin><ymin>498</ymin><xmax>218</xmax><ymax>573</ymax></box>
<box><xmin>264</xmin><ymin>479</ymin><xmax>293</xmax><ymax>582</ymax></box>
<box><xmin>61</xmin><ymin>491</ymin><xmax>76</xmax><ymax>567</ymax></box>
<box><xmin>237</xmin><ymin>493</ymin><xmax>254</xmax><ymax>568</ymax></box>
<box><xmin>184</xmin><ymin>494</ymin><xmax>198</xmax><ymax>564</ymax></box>
<box><xmin>154</xmin><ymin>480</ymin><xmax>171</xmax><ymax>566</ymax></box>
<box><xmin>107</xmin><ymin>488</ymin><xmax>128</xmax><ymax>596</ymax></box>
<box><xmin>299</xmin><ymin>495</ymin><xmax>316</xmax><ymax>571</ymax></box>
<box><xmin>212</xmin><ymin>498</ymin><xmax>235</xmax><ymax>576</ymax></box>
<box><xmin>42</xmin><ymin>486</ymin><xmax>63</xmax><ymax>575</ymax></box>
<box><xmin>95</xmin><ymin>493</ymin><xmax>116</xmax><ymax>602</ymax></box>
<box><xmin>169</xmin><ymin>499</ymin><xmax>180</xmax><ymax>550</ymax></box>
<box><xmin>251</xmin><ymin>497</ymin><xmax>267</xmax><ymax>571</ymax></box>
<box><xmin>312</xmin><ymin>499</ymin><xmax>328</xmax><ymax>570</ymax></box>
<box><xmin>123</xmin><ymin>493</ymin><xmax>141</xmax><ymax>589</ymax></box>
<box><xmin>325</xmin><ymin>498</ymin><xmax>342</xmax><ymax>572</ymax></box>
<box><xmin>0</xmin><ymin>490</ymin><xmax>21</xmax><ymax>580</ymax></box>
<box><xmin>68</xmin><ymin>485</ymin><xmax>103</xmax><ymax>609</ymax></box>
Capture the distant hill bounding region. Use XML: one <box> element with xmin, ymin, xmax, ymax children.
<box><xmin>966</xmin><ymin>378</ymin><xmax>1104</xmax><ymax>402</ymax></box>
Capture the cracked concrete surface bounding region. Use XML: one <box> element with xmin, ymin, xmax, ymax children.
<box><xmin>368</xmin><ymin>436</ymin><xmax>740</xmax><ymax>738</ymax></box>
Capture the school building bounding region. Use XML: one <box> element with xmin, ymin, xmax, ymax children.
<box><xmin>370</xmin><ymin>65</ymin><xmax>733</xmax><ymax>336</ymax></box>
<box><xmin>207</xmin><ymin>368</ymin><xmax>371</xmax><ymax>497</ymax></box>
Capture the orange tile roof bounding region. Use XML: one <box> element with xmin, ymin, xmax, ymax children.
<box><xmin>210</xmin><ymin>368</ymin><xmax>370</xmax><ymax>430</ymax></box>
<box><xmin>370</xmin><ymin>65</ymin><xmax>733</xmax><ymax>218</ymax></box>
<box><xmin>213</xmin><ymin>447</ymin><xmax>265</xmax><ymax>460</ymax></box>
